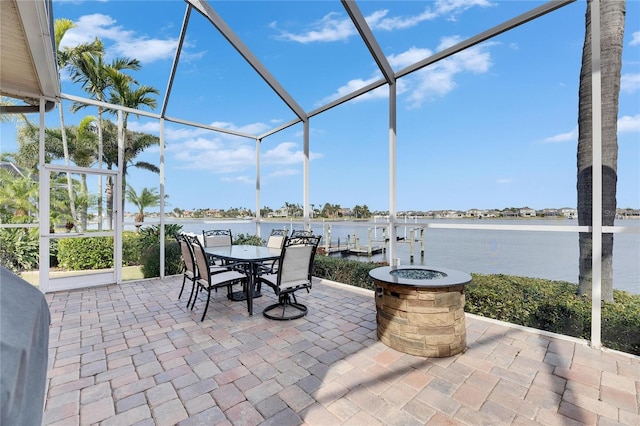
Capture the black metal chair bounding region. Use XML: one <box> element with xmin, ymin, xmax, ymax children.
<box><xmin>176</xmin><ymin>234</ymin><xmax>198</xmax><ymax>307</ymax></box>
<box><xmin>257</xmin><ymin>228</ymin><xmax>288</xmax><ymax>275</ymax></box>
<box><xmin>187</xmin><ymin>235</ymin><xmax>248</xmax><ymax>321</ymax></box>
<box><xmin>202</xmin><ymin>229</ymin><xmax>232</xmax><ymax>248</ymax></box>
<box><xmin>290</xmin><ymin>229</ymin><xmax>313</xmax><ymax>238</ymax></box>
<box><xmin>257</xmin><ymin>235</ymin><xmax>321</xmax><ymax>320</ymax></box>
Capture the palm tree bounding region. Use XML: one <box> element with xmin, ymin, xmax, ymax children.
<box><xmin>100</xmin><ymin>120</ymin><xmax>160</xmax><ymax>230</ymax></box>
<box><xmin>104</xmin><ymin>68</ymin><xmax>160</xmax><ymax>227</ymax></box>
<box><xmin>69</xmin><ymin>50</ymin><xmax>141</xmax><ymax>230</ymax></box>
<box><xmin>577</xmin><ymin>0</ymin><xmax>626</xmax><ymax>302</ymax></box>
<box><xmin>0</xmin><ymin>169</ymin><xmax>38</xmax><ymax>222</ymax></box>
<box><xmin>54</xmin><ymin>18</ymin><xmax>102</xmax><ymax>231</ymax></box>
<box><xmin>125</xmin><ymin>185</ymin><xmax>161</xmax><ymax>231</ymax></box>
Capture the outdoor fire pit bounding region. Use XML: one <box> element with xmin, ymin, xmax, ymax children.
<box><xmin>369</xmin><ymin>265</ymin><xmax>471</xmax><ymax>357</ymax></box>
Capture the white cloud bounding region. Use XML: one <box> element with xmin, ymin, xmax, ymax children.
<box><xmin>271</xmin><ymin>0</ymin><xmax>493</xmax><ymax>43</ymax></box>
<box><xmin>210</xmin><ymin>121</ymin><xmax>271</xmax><ymax>136</ymax></box>
<box><xmin>543</xmin><ymin>126</ymin><xmax>578</xmax><ymax>143</ymax></box>
<box><xmin>630</xmin><ymin>31</ymin><xmax>640</xmax><ymax>46</ymax></box>
<box><xmin>128</xmin><ymin>120</ymin><xmax>273</xmax><ymax>141</ymax></box>
<box><xmin>268</xmin><ymin>169</ymin><xmax>300</xmax><ymax>178</ymax></box>
<box><xmin>59</xmin><ymin>13</ymin><xmax>180</xmax><ymax>64</ymax></box>
<box><xmin>401</xmin><ymin>40</ymin><xmax>494</xmax><ymax>108</ymax></box>
<box><xmin>496</xmin><ymin>178</ymin><xmax>512</xmax><ymax>184</ymax></box>
<box><xmin>618</xmin><ymin>114</ymin><xmax>640</xmax><ymax>134</ymax></box>
<box><xmin>319</xmin><ymin>39</ymin><xmax>494</xmax><ymax>108</ymax></box>
<box><xmin>270</xmin><ymin>13</ymin><xmax>356</xmax><ymax>43</ymax></box>
<box><xmin>262</xmin><ymin>142</ymin><xmax>323</xmax><ymax>165</ymax></box>
<box><xmin>221</xmin><ymin>175</ymin><xmax>253</xmax><ymax>184</ymax></box>
<box><xmin>621</xmin><ymin>73</ymin><xmax>640</xmax><ymax>94</ymax></box>
<box><xmin>317</xmin><ymin>74</ymin><xmax>387</xmax><ymax>106</ymax></box>
<box><xmin>168</xmin><ymin>137</ymin><xmax>255</xmax><ymax>174</ymax></box>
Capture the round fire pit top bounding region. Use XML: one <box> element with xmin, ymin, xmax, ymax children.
<box><xmin>369</xmin><ymin>265</ymin><xmax>471</xmax><ymax>288</ymax></box>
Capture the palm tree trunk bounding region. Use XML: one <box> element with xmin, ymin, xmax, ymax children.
<box><xmin>97</xmin><ymin>108</ymin><xmax>104</xmax><ymax>231</ymax></box>
<box><xmin>577</xmin><ymin>0</ymin><xmax>624</xmax><ymax>302</ymax></box>
<box><xmin>58</xmin><ymin>106</ymin><xmax>77</xmax><ymax>231</ymax></box>
<box><xmin>79</xmin><ymin>174</ymin><xmax>88</xmax><ymax>232</ymax></box>
<box><xmin>106</xmin><ymin>173</ymin><xmax>113</xmax><ymax>231</ymax></box>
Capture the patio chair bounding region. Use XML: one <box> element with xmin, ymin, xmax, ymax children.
<box><xmin>257</xmin><ymin>228</ymin><xmax>288</xmax><ymax>275</ymax></box>
<box><xmin>176</xmin><ymin>234</ymin><xmax>198</xmax><ymax>306</ymax></box>
<box><xmin>256</xmin><ymin>235</ymin><xmax>321</xmax><ymax>320</ymax></box>
<box><xmin>202</xmin><ymin>228</ymin><xmax>241</xmax><ymax>272</ymax></box>
<box><xmin>188</xmin><ymin>235</ymin><xmax>248</xmax><ymax>321</ymax></box>
<box><xmin>202</xmin><ymin>229</ymin><xmax>232</xmax><ymax>248</ymax></box>
<box><xmin>290</xmin><ymin>229</ymin><xmax>313</xmax><ymax>237</ymax></box>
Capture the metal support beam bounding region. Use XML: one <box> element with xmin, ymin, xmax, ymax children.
<box><xmin>303</xmin><ymin>120</ymin><xmax>310</xmax><ymax>229</ymax></box>
<box><xmin>161</xmin><ymin>4</ymin><xmax>192</xmax><ymax>117</ymax></box>
<box><xmin>396</xmin><ymin>0</ymin><xmax>576</xmax><ymax>79</ymax></box>
<box><xmin>388</xmin><ymin>82</ymin><xmax>397</xmax><ymax>264</ymax></box>
<box><xmin>187</xmin><ymin>0</ymin><xmax>308</xmax><ymax>122</ymax></box>
<box><xmin>342</xmin><ymin>0</ymin><xmax>395</xmax><ymax>84</ymax></box>
<box><xmin>159</xmin><ymin>118</ymin><xmax>166</xmax><ymax>278</ymax></box>
<box><xmin>590</xmin><ymin>0</ymin><xmax>602</xmax><ymax>350</ymax></box>
<box><xmin>256</xmin><ymin>138</ymin><xmax>262</xmax><ymax>237</ymax></box>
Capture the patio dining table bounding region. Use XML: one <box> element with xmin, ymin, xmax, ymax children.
<box><xmin>204</xmin><ymin>245</ymin><xmax>281</xmax><ymax>316</ymax></box>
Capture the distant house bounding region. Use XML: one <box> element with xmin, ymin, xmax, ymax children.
<box><xmin>269</xmin><ymin>208</ymin><xmax>288</xmax><ymax>218</ymax></box>
<box><xmin>502</xmin><ymin>210</ymin><xmax>519</xmax><ymax>218</ymax></box>
<box><xmin>519</xmin><ymin>208</ymin><xmax>536</xmax><ymax>217</ymax></box>
<box><xmin>465</xmin><ymin>209</ymin><xmax>483</xmax><ymax>218</ymax></box>
<box><xmin>561</xmin><ymin>208</ymin><xmax>577</xmax><ymax>219</ymax></box>
<box><xmin>483</xmin><ymin>210</ymin><xmax>501</xmax><ymax>218</ymax></box>
<box><xmin>541</xmin><ymin>208</ymin><xmax>559</xmax><ymax>217</ymax></box>
<box><xmin>617</xmin><ymin>208</ymin><xmax>640</xmax><ymax>219</ymax></box>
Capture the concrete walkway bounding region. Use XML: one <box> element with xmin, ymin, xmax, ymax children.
<box><xmin>43</xmin><ymin>276</ymin><xmax>639</xmax><ymax>425</ymax></box>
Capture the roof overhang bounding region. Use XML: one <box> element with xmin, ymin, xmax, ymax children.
<box><xmin>0</xmin><ymin>0</ymin><xmax>59</xmax><ymax>105</ymax></box>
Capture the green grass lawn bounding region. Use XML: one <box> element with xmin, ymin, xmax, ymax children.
<box><xmin>20</xmin><ymin>266</ymin><xmax>144</xmax><ymax>288</ymax></box>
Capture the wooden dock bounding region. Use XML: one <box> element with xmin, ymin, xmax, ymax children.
<box><xmin>317</xmin><ymin>245</ymin><xmax>349</xmax><ymax>255</ymax></box>
<box><xmin>348</xmin><ymin>245</ymin><xmax>384</xmax><ymax>256</ymax></box>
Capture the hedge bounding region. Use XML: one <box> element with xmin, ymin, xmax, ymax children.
<box><xmin>56</xmin><ymin>231</ymin><xmax>142</xmax><ymax>270</ymax></box>
<box><xmin>311</xmin><ymin>257</ymin><xmax>640</xmax><ymax>356</ymax></box>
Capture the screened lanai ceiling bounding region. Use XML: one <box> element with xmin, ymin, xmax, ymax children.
<box><xmin>0</xmin><ymin>0</ymin><xmax>575</xmax><ymax>139</ymax></box>
<box><xmin>9</xmin><ymin>0</ymin><xmax>634</xmax><ymax>216</ymax></box>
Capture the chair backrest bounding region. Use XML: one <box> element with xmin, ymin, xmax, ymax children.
<box><xmin>266</xmin><ymin>228</ymin><xmax>288</xmax><ymax>249</ymax></box>
<box><xmin>290</xmin><ymin>229</ymin><xmax>313</xmax><ymax>238</ymax></box>
<box><xmin>187</xmin><ymin>234</ymin><xmax>209</xmax><ymax>283</ymax></box>
<box><xmin>177</xmin><ymin>234</ymin><xmax>196</xmax><ymax>275</ymax></box>
<box><xmin>202</xmin><ymin>229</ymin><xmax>232</xmax><ymax>248</ymax></box>
<box><xmin>277</xmin><ymin>235</ymin><xmax>321</xmax><ymax>290</ymax></box>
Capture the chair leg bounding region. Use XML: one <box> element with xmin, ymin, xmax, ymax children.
<box><xmin>190</xmin><ymin>285</ymin><xmax>200</xmax><ymax>310</ymax></box>
<box><xmin>263</xmin><ymin>293</ymin><xmax>307</xmax><ymax>320</ymax></box>
<box><xmin>178</xmin><ymin>274</ymin><xmax>186</xmax><ymax>299</ymax></box>
<box><xmin>186</xmin><ymin>278</ymin><xmax>197</xmax><ymax>308</ymax></box>
<box><xmin>201</xmin><ymin>289</ymin><xmax>211</xmax><ymax>322</ymax></box>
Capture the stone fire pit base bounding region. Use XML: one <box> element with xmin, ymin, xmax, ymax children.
<box><xmin>371</xmin><ymin>266</ymin><xmax>471</xmax><ymax>358</ymax></box>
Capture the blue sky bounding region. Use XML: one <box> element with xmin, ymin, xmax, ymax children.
<box><xmin>1</xmin><ymin>0</ymin><xmax>639</xmax><ymax>214</ymax></box>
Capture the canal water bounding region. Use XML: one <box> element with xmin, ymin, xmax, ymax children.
<box><xmin>127</xmin><ymin>218</ymin><xmax>639</xmax><ymax>295</ymax></box>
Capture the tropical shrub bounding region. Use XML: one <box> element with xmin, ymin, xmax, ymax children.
<box><xmin>466</xmin><ymin>273</ymin><xmax>639</xmax><ymax>355</ymax></box>
<box><xmin>139</xmin><ymin>224</ymin><xmax>184</xmax><ymax>278</ymax></box>
<box><xmin>234</xmin><ymin>233</ymin><xmax>263</xmax><ymax>246</ymax></box>
<box><xmin>122</xmin><ymin>231</ymin><xmax>142</xmax><ymax>266</ymax></box>
<box><xmin>55</xmin><ymin>231</ymin><xmax>141</xmax><ymax>270</ymax></box>
<box><xmin>312</xmin><ymin>255</ymin><xmax>384</xmax><ymax>290</ymax></box>
<box><xmin>140</xmin><ymin>240</ymin><xmax>182</xmax><ymax>278</ymax></box>
<box><xmin>0</xmin><ymin>227</ymin><xmax>39</xmax><ymax>272</ymax></box>
<box><xmin>310</xmin><ymin>258</ymin><xmax>639</xmax><ymax>356</ymax></box>
<box><xmin>57</xmin><ymin>236</ymin><xmax>113</xmax><ymax>270</ymax></box>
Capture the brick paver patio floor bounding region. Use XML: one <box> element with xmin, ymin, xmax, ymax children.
<box><xmin>43</xmin><ymin>276</ymin><xmax>639</xmax><ymax>425</ymax></box>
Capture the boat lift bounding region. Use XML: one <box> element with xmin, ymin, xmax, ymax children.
<box><xmin>319</xmin><ymin>223</ymin><xmax>425</xmax><ymax>261</ymax></box>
